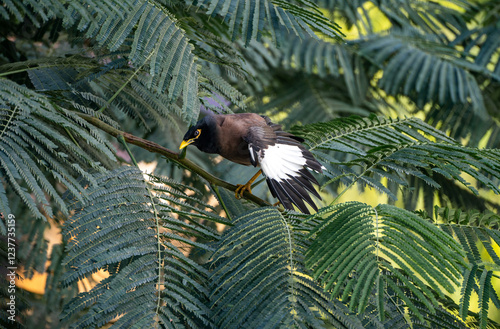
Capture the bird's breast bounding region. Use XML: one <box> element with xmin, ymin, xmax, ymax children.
<box><xmin>219</xmin><ymin>139</ymin><xmax>253</xmax><ymax>166</ymax></box>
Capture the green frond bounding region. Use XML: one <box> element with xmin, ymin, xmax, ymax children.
<box><xmin>104</xmin><ymin>0</ymin><xmax>199</xmax><ymax>122</ymax></box>
<box><xmin>291</xmin><ymin>115</ymin><xmax>454</xmax><ymax>152</ymax></box>
<box><xmin>3</xmin><ymin>54</ymin><xmax>195</xmax><ymax>129</ymax></box>
<box><xmin>459</xmin><ymin>264</ymin><xmax>478</xmax><ymax>321</ymax></box>
<box><xmin>210</xmin><ymin>207</ymin><xmax>362</xmax><ymax>329</ymax></box>
<box><xmin>318</xmin><ymin>0</ymin><xmax>471</xmax><ymax>37</ymax></box>
<box><xmin>198</xmin><ymin>65</ymin><xmax>246</xmax><ymax>113</ymax></box>
<box><xmin>61</xmin><ymin>166</ymin><xmax>221</xmax><ymax>328</ymax></box>
<box><xmin>376</xmin><ymin>274</ymin><xmax>386</xmax><ymax>323</ymax></box>
<box><xmin>291</xmin><ymin>115</ymin><xmax>500</xmax><ymax>200</ymax></box>
<box><xmin>306</xmin><ymin>202</ymin><xmax>466</xmax><ymax>319</ymax></box>
<box><xmin>399</xmin><ymin>284</ymin><xmax>469</xmax><ymax>329</ymax></box>
<box><xmin>281</xmin><ymin>37</ymin><xmax>369</xmax><ymax>107</ymax></box>
<box><xmin>431</xmin><ymin>206</ymin><xmax>500</xmax><ymax>327</ymax></box>
<box><xmin>7</xmin><ymin>0</ymin><xmax>201</xmax><ymax>123</ymax></box>
<box><xmin>0</xmin><ymin>79</ymin><xmax>116</xmax><ymax>224</ymax></box>
<box><xmin>451</xmin><ymin>25</ymin><xmax>500</xmax><ymax>71</ymax></box>
<box><xmin>191</xmin><ymin>0</ymin><xmax>343</xmax><ymax>46</ymax></box>
<box><xmin>215</xmin><ymin>186</ymin><xmax>257</xmax><ymax>219</ymax></box>
<box><xmin>433</xmin><ymin>207</ymin><xmax>500</xmax><ymax>265</ymax></box>
<box><xmin>231</xmin><ymin>37</ymin><xmax>380</xmax><ymax>124</ymax></box>
<box><xmin>478</xmin><ymin>269</ymin><xmax>492</xmax><ymax>329</ymax></box>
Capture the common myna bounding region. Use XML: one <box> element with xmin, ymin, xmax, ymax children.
<box><xmin>179</xmin><ymin>113</ymin><xmax>322</xmax><ymax>214</ymax></box>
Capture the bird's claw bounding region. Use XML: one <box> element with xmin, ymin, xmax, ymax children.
<box><xmin>235</xmin><ymin>183</ymin><xmax>252</xmax><ymax>199</ymax></box>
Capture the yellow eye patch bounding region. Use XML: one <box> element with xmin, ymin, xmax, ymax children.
<box><xmin>179</xmin><ymin>129</ymin><xmax>202</xmax><ymax>149</ymax></box>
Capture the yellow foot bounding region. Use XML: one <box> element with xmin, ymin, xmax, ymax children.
<box><xmin>235</xmin><ymin>183</ymin><xmax>252</xmax><ymax>199</ymax></box>
<box><xmin>234</xmin><ymin>169</ymin><xmax>262</xmax><ymax>199</ymax></box>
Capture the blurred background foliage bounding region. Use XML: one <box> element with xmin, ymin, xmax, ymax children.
<box><xmin>0</xmin><ymin>0</ymin><xmax>499</xmax><ymax>328</ymax></box>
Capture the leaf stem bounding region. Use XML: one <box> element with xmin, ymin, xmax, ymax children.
<box><xmin>117</xmin><ymin>134</ymin><xmax>164</xmax><ymax>316</ymax></box>
<box><xmin>211</xmin><ymin>184</ymin><xmax>232</xmax><ymax>221</ymax></box>
<box><xmin>96</xmin><ymin>52</ymin><xmax>155</xmax><ymax>115</ymax></box>
<box><xmin>279</xmin><ymin>212</ymin><xmax>295</xmax><ymax>308</ymax></box>
<box><xmin>0</xmin><ymin>106</ymin><xmax>17</xmax><ymax>139</ymax></box>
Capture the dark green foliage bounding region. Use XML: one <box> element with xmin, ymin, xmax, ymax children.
<box><xmin>61</xmin><ymin>166</ymin><xmax>224</xmax><ymax>328</ymax></box>
<box><xmin>0</xmin><ymin>79</ymin><xmax>115</xmax><ymax>224</ymax></box>
<box><xmin>429</xmin><ymin>207</ymin><xmax>500</xmax><ymax>327</ymax></box>
<box><xmin>355</xmin><ymin>32</ymin><xmax>495</xmax><ymax>112</ymax></box>
<box><xmin>318</xmin><ymin>0</ymin><xmax>472</xmax><ymax>37</ymax></box>
<box><xmin>191</xmin><ymin>0</ymin><xmax>344</xmax><ymax>46</ymax></box>
<box><xmin>306</xmin><ymin>201</ymin><xmax>465</xmax><ymax>321</ymax></box>
<box><xmin>1</xmin><ymin>0</ymin><xmax>500</xmax><ymax>328</ymax></box>
<box><xmin>3</xmin><ymin>0</ymin><xmax>201</xmax><ymax>122</ymax></box>
<box><xmin>215</xmin><ymin>186</ymin><xmax>257</xmax><ymax>219</ymax></box>
<box><xmin>292</xmin><ymin>115</ymin><xmax>500</xmax><ymax>202</ymax></box>
<box><xmin>210</xmin><ymin>207</ymin><xmax>363</xmax><ymax>329</ymax></box>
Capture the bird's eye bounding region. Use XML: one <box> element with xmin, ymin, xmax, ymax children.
<box><xmin>194</xmin><ymin>129</ymin><xmax>201</xmax><ymax>137</ymax></box>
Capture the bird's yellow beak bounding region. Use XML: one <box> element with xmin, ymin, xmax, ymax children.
<box><xmin>179</xmin><ymin>139</ymin><xmax>194</xmax><ymax>150</ymax></box>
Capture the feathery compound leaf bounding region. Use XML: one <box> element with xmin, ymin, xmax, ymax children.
<box><xmin>291</xmin><ymin>115</ymin><xmax>500</xmax><ymax>200</ymax></box>
<box><xmin>9</xmin><ymin>0</ymin><xmax>200</xmax><ymax>123</ymax></box>
<box><xmin>0</xmin><ymin>79</ymin><xmax>115</xmax><ymax>225</ymax></box>
<box><xmin>434</xmin><ymin>207</ymin><xmax>500</xmax><ymax>264</ymax></box>
<box><xmin>11</xmin><ymin>56</ymin><xmax>189</xmax><ymax>130</ymax></box>
<box><xmin>459</xmin><ymin>264</ymin><xmax>477</xmax><ymax>321</ymax></box>
<box><xmin>306</xmin><ymin>202</ymin><xmax>466</xmax><ymax>319</ymax></box>
<box><xmin>390</xmin><ymin>281</ymin><xmax>469</xmax><ymax>329</ymax></box>
<box><xmin>291</xmin><ymin>115</ymin><xmax>455</xmax><ymax>153</ymax></box>
<box><xmin>61</xmin><ymin>166</ymin><xmax>220</xmax><ymax>328</ymax></box>
<box><xmin>317</xmin><ymin>0</ymin><xmax>471</xmax><ymax>37</ymax></box>
<box><xmin>356</xmin><ymin>32</ymin><xmax>497</xmax><ymax>113</ymax></box>
<box><xmin>191</xmin><ymin>0</ymin><xmax>343</xmax><ymax>46</ymax></box>
<box><xmin>281</xmin><ymin>36</ymin><xmax>369</xmax><ymax>107</ymax></box>
<box><xmin>210</xmin><ymin>207</ymin><xmax>362</xmax><ymax>329</ymax></box>
<box><xmin>478</xmin><ymin>269</ymin><xmax>492</xmax><ymax>329</ymax></box>
<box><xmin>432</xmin><ymin>207</ymin><xmax>500</xmax><ymax>326</ymax></box>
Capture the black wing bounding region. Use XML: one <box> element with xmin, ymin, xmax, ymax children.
<box><xmin>244</xmin><ymin>118</ymin><xmax>322</xmax><ymax>214</ymax></box>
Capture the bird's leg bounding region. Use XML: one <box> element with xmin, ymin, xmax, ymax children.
<box><xmin>235</xmin><ymin>170</ymin><xmax>262</xmax><ymax>199</ymax></box>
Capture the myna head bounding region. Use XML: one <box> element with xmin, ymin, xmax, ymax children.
<box><xmin>179</xmin><ymin>116</ymin><xmax>220</xmax><ymax>154</ymax></box>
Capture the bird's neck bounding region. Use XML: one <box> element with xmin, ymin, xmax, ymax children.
<box><xmin>196</xmin><ymin>120</ymin><xmax>221</xmax><ymax>154</ymax></box>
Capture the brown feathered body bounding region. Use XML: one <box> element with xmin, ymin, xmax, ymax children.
<box><xmin>181</xmin><ymin>113</ymin><xmax>322</xmax><ymax>213</ymax></box>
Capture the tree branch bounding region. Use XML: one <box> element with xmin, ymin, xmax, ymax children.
<box><xmin>78</xmin><ymin>113</ymin><xmax>271</xmax><ymax>208</ymax></box>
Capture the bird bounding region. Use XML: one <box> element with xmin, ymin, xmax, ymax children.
<box><xmin>179</xmin><ymin>113</ymin><xmax>322</xmax><ymax>214</ymax></box>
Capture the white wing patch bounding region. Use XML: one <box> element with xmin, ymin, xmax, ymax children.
<box><xmin>258</xmin><ymin>144</ymin><xmax>306</xmax><ymax>181</ymax></box>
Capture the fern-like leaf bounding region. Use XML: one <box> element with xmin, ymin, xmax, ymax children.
<box><xmin>432</xmin><ymin>207</ymin><xmax>500</xmax><ymax>328</ymax></box>
<box><xmin>459</xmin><ymin>264</ymin><xmax>477</xmax><ymax>321</ymax></box>
<box><xmin>291</xmin><ymin>115</ymin><xmax>500</xmax><ymax>200</ymax></box>
<box><xmin>318</xmin><ymin>0</ymin><xmax>472</xmax><ymax>38</ymax></box>
<box><xmin>61</xmin><ymin>166</ymin><xmax>225</xmax><ymax>328</ymax></box>
<box><xmin>281</xmin><ymin>36</ymin><xmax>370</xmax><ymax>108</ymax></box>
<box><xmin>0</xmin><ymin>79</ymin><xmax>115</xmax><ymax>226</ymax></box>
<box><xmin>356</xmin><ymin>32</ymin><xmax>498</xmax><ymax>113</ymax></box>
<box><xmin>306</xmin><ymin>202</ymin><xmax>466</xmax><ymax>321</ymax></box>
<box><xmin>210</xmin><ymin>207</ymin><xmax>362</xmax><ymax>329</ymax></box>
<box><xmin>382</xmin><ymin>280</ymin><xmax>469</xmax><ymax>329</ymax></box>
<box><xmin>191</xmin><ymin>0</ymin><xmax>343</xmax><ymax>46</ymax></box>
<box><xmin>6</xmin><ymin>0</ymin><xmax>201</xmax><ymax>123</ymax></box>
<box><xmin>478</xmin><ymin>269</ymin><xmax>492</xmax><ymax>329</ymax></box>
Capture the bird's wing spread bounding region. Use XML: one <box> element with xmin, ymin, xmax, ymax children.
<box><xmin>244</xmin><ymin>124</ymin><xmax>322</xmax><ymax>214</ymax></box>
